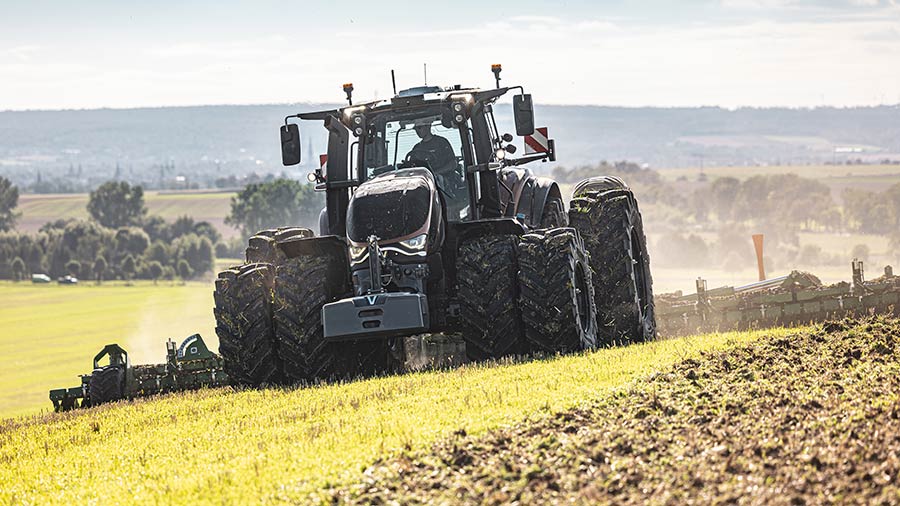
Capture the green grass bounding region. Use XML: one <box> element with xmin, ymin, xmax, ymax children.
<box><xmin>0</xmin><ymin>325</ymin><xmax>792</xmax><ymax>505</ymax></box>
<box><xmin>0</xmin><ymin>282</ymin><xmax>217</xmax><ymax>418</ymax></box>
<box><xmin>16</xmin><ymin>190</ymin><xmax>238</xmax><ymax>238</ymax></box>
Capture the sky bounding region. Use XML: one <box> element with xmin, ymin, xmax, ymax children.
<box><xmin>1</xmin><ymin>0</ymin><xmax>899</xmax><ymax>110</ymax></box>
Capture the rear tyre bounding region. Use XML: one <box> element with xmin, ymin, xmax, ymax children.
<box><xmin>568</xmin><ymin>187</ymin><xmax>656</xmax><ymax>346</ymax></box>
<box><xmin>88</xmin><ymin>366</ymin><xmax>124</xmax><ymax>406</ymax></box>
<box><xmin>518</xmin><ymin>228</ymin><xmax>597</xmax><ymax>354</ymax></box>
<box><xmin>540</xmin><ymin>194</ymin><xmax>568</xmax><ymax>228</ymax></box>
<box><xmin>213</xmin><ymin>263</ymin><xmax>283</xmax><ymax>386</ymax></box>
<box><xmin>456</xmin><ymin>235</ymin><xmax>525</xmax><ymax>360</ymax></box>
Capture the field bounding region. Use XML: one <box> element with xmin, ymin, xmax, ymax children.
<box><xmin>16</xmin><ymin>190</ymin><xmax>238</xmax><ymax>238</ymax></box>
<box><xmin>3</xmin><ymin>315</ymin><xmax>898</xmax><ymax>504</ymax></box>
<box><xmin>659</xmin><ymin>164</ymin><xmax>900</xmax><ymax>203</ymax></box>
<box><xmin>0</xmin><ymin>323</ymin><xmax>782</xmax><ymax>504</ymax></box>
<box><xmin>0</xmin><ymin>282</ymin><xmax>216</xmax><ymax>418</ymax></box>
<box><xmin>335</xmin><ymin>317</ymin><xmax>900</xmax><ymax>504</ymax></box>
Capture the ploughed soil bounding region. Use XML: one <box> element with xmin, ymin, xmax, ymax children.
<box><xmin>330</xmin><ymin>318</ymin><xmax>900</xmax><ymax>505</ymax></box>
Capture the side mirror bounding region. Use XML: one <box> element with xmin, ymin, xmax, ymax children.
<box><xmin>513</xmin><ymin>94</ymin><xmax>535</xmax><ymax>136</ymax></box>
<box><xmin>281</xmin><ymin>124</ymin><xmax>301</xmax><ymax>166</ymax></box>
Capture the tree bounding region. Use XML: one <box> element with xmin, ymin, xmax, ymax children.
<box><xmin>885</xmin><ymin>183</ymin><xmax>900</xmax><ymax>228</ymax></box>
<box><xmin>225</xmin><ymin>179</ymin><xmax>323</xmax><ymax>238</ymax></box>
<box><xmin>709</xmin><ymin>177</ymin><xmax>740</xmax><ymax>222</ymax></box>
<box><xmin>121</xmin><ymin>254</ymin><xmax>136</xmax><ymax>282</ymax></box>
<box><xmin>93</xmin><ymin>255</ymin><xmax>107</xmax><ymax>284</ymax></box>
<box><xmin>145</xmin><ymin>241</ymin><xmax>171</xmax><ymax>265</ymax></box>
<box><xmin>0</xmin><ymin>176</ymin><xmax>20</xmax><ymax>232</ymax></box>
<box><xmin>147</xmin><ymin>261</ymin><xmax>163</xmax><ymax>285</ymax></box>
<box><xmin>65</xmin><ymin>259</ymin><xmax>81</xmax><ymax>278</ymax></box>
<box><xmin>87</xmin><ymin>181</ymin><xmax>147</xmax><ymax>228</ymax></box>
<box><xmin>140</xmin><ymin>215</ymin><xmax>168</xmax><ymax>242</ymax></box>
<box><xmin>173</xmin><ymin>233</ymin><xmax>214</xmax><ymax>275</ymax></box>
<box><xmin>10</xmin><ymin>256</ymin><xmax>25</xmax><ymax>282</ymax></box>
<box><xmin>176</xmin><ymin>259</ymin><xmax>194</xmax><ymax>280</ymax></box>
<box><xmin>114</xmin><ymin>227</ymin><xmax>150</xmax><ymax>258</ymax></box>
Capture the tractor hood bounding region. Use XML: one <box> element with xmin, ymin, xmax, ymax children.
<box><xmin>346</xmin><ymin>168</ymin><xmax>438</xmax><ymax>245</ymax></box>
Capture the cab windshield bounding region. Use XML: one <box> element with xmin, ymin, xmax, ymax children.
<box><xmin>362</xmin><ymin>107</ymin><xmax>470</xmax><ymax>220</ymax></box>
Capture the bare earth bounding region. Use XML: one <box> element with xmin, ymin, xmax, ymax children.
<box><xmin>333</xmin><ymin>317</ymin><xmax>900</xmax><ymax>505</ymax></box>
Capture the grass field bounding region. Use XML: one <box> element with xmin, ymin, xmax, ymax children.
<box><xmin>0</xmin><ymin>323</ymin><xmax>786</xmax><ymax>505</ymax></box>
<box><xmin>16</xmin><ymin>190</ymin><xmax>238</xmax><ymax>238</ymax></box>
<box><xmin>0</xmin><ymin>282</ymin><xmax>217</xmax><ymax>418</ymax></box>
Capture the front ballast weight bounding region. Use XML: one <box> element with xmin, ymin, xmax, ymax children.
<box><xmin>49</xmin><ymin>334</ymin><xmax>229</xmax><ymax>412</ymax></box>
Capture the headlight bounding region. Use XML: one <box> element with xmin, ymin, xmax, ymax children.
<box><xmin>399</xmin><ymin>234</ymin><xmax>427</xmax><ymax>251</ymax></box>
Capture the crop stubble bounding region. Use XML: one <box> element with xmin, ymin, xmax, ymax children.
<box><xmin>334</xmin><ymin>317</ymin><xmax>900</xmax><ymax>505</ymax></box>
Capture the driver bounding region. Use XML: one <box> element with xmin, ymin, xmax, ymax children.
<box><xmin>406</xmin><ymin>121</ymin><xmax>457</xmax><ymax>175</ymax></box>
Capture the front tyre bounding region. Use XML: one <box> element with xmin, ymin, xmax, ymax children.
<box><xmin>456</xmin><ymin>235</ymin><xmax>525</xmax><ymax>360</ymax></box>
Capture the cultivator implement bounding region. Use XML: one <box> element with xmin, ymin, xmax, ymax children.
<box><xmin>49</xmin><ymin>334</ymin><xmax>228</xmax><ymax>412</ymax></box>
<box><xmin>655</xmin><ymin>261</ymin><xmax>900</xmax><ymax>337</ymax></box>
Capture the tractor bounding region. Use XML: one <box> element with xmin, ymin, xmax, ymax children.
<box><xmin>213</xmin><ymin>65</ymin><xmax>655</xmax><ymax>386</ymax></box>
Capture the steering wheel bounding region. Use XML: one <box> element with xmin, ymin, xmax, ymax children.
<box><xmin>399</xmin><ymin>149</ymin><xmax>431</xmax><ymax>170</ymax></box>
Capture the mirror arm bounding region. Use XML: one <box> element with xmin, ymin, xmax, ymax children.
<box><xmin>506</xmin><ymin>153</ymin><xmax>549</xmax><ymax>167</ymax></box>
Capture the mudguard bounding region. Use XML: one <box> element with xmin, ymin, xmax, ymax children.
<box><xmin>277</xmin><ymin>234</ymin><xmax>348</xmax><ymax>261</ymax></box>
<box><xmin>505</xmin><ymin>172</ymin><xmax>562</xmax><ymax>228</ymax></box>
<box><xmin>449</xmin><ymin>218</ymin><xmax>528</xmax><ymax>247</ymax></box>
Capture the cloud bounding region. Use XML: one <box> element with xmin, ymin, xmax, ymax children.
<box><xmin>1</xmin><ymin>6</ymin><xmax>898</xmax><ymax>110</ymax></box>
<box><xmin>1</xmin><ymin>45</ymin><xmax>40</xmax><ymax>62</ymax></box>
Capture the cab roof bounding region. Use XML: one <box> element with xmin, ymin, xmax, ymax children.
<box><xmin>296</xmin><ymin>85</ymin><xmax>513</xmax><ymax>121</ymax></box>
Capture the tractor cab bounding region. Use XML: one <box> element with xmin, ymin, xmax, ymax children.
<box><xmin>280</xmin><ymin>66</ymin><xmax>557</xmax><ymax>236</ymax></box>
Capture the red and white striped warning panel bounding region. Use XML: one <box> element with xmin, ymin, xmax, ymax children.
<box><xmin>524</xmin><ymin>127</ymin><xmax>550</xmax><ymax>154</ymax></box>
<box><xmin>319</xmin><ymin>154</ymin><xmax>328</xmax><ymax>170</ymax></box>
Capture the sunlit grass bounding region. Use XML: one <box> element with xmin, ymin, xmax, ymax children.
<box><xmin>0</xmin><ymin>325</ymin><xmax>794</xmax><ymax>505</ymax></box>
<box><xmin>0</xmin><ymin>282</ymin><xmax>217</xmax><ymax>418</ymax></box>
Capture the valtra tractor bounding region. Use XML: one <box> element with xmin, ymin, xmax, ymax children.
<box><xmin>213</xmin><ymin>65</ymin><xmax>656</xmax><ymax>386</ymax></box>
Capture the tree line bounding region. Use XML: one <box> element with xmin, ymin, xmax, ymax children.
<box><xmin>0</xmin><ymin>180</ymin><xmax>216</xmax><ymax>281</ymax></box>
<box><xmin>0</xmin><ymin>176</ymin><xmax>323</xmax><ymax>282</ymax></box>
<box><xmin>554</xmin><ymin>163</ymin><xmax>900</xmax><ymax>271</ymax></box>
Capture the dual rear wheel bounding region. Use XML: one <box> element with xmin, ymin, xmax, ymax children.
<box><xmin>457</xmin><ymin>184</ymin><xmax>655</xmax><ymax>360</ymax></box>
<box><xmin>456</xmin><ymin>228</ymin><xmax>597</xmax><ymax>361</ymax></box>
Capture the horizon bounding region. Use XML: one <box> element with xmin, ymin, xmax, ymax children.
<box><xmin>2</xmin><ymin>0</ymin><xmax>899</xmax><ymax>111</ymax></box>
<box><xmin>3</xmin><ymin>101</ymin><xmax>900</xmax><ymax>114</ymax></box>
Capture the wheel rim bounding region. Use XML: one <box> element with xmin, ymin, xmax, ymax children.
<box><xmin>631</xmin><ymin>226</ymin><xmax>649</xmax><ymax>315</ymax></box>
<box><xmin>574</xmin><ymin>262</ymin><xmax>591</xmax><ymax>335</ymax></box>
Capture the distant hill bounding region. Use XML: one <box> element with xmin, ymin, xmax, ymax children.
<box><xmin>1</xmin><ymin>103</ymin><xmax>899</xmax><ymax>189</ymax></box>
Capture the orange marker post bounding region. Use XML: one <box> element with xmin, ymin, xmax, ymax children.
<box><xmin>752</xmin><ymin>234</ymin><xmax>765</xmax><ymax>281</ymax></box>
